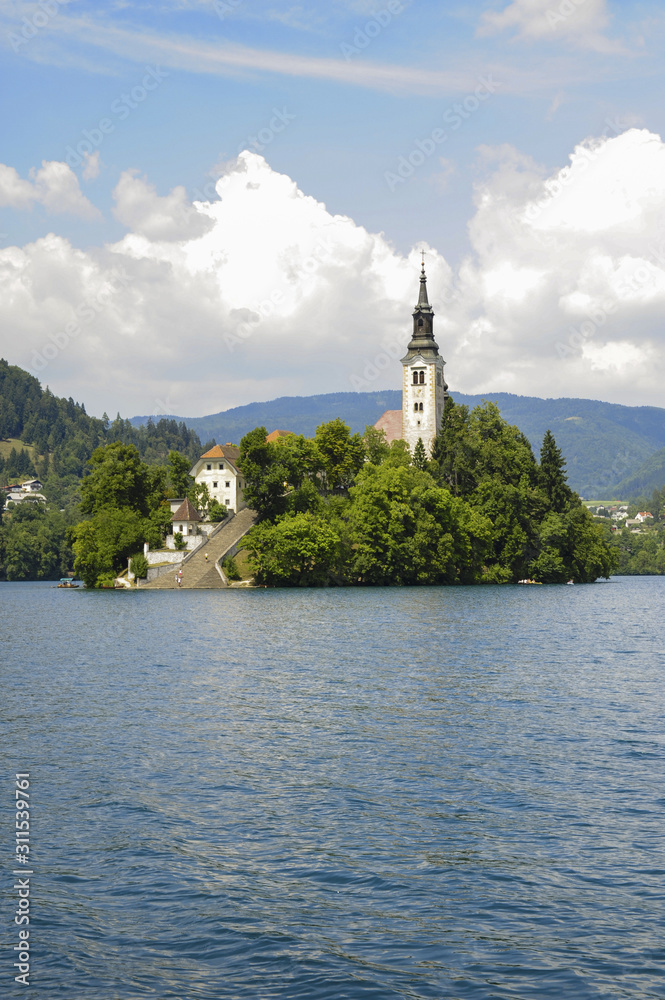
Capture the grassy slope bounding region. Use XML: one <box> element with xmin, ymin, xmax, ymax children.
<box><xmin>0</xmin><ymin>438</ymin><xmax>38</xmax><ymax>461</ymax></box>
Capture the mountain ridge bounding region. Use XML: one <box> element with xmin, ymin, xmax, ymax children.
<box><xmin>130</xmin><ymin>390</ymin><xmax>665</xmax><ymax>496</ymax></box>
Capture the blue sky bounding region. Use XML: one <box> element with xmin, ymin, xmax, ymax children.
<box><xmin>1</xmin><ymin>0</ymin><xmax>665</xmax><ymax>417</ymax></box>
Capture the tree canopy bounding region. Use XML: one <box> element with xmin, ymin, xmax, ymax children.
<box><xmin>239</xmin><ymin>407</ymin><xmax>616</xmax><ymax>586</ymax></box>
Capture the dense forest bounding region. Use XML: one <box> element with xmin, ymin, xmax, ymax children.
<box><xmin>0</xmin><ymin>359</ymin><xmax>204</xmax><ymax>492</ymax></box>
<box><xmin>0</xmin><ymin>359</ymin><xmax>206</xmax><ymax>581</ymax></box>
<box><xmin>236</xmin><ymin>401</ymin><xmax>616</xmax><ymax>586</ymax></box>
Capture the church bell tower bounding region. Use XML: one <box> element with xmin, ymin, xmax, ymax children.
<box><xmin>401</xmin><ymin>262</ymin><xmax>448</xmax><ymax>455</ymax></box>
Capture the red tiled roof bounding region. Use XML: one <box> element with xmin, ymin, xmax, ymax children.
<box><xmin>172</xmin><ymin>498</ymin><xmax>202</xmax><ymax>522</ymax></box>
<box><xmin>200</xmin><ymin>443</ymin><xmax>240</xmax><ymax>461</ymax></box>
<box><xmin>266</xmin><ymin>429</ymin><xmax>295</xmax><ymax>442</ymax></box>
<box><xmin>374</xmin><ymin>409</ymin><xmax>403</xmax><ymax>444</ymax></box>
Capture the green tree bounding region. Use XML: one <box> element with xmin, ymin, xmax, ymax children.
<box><xmin>243</xmin><ymin>511</ymin><xmax>344</xmax><ymax>586</ymax></box>
<box><xmin>412</xmin><ymin>437</ymin><xmax>428</xmax><ymax>471</ymax></box>
<box><xmin>168</xmin><ymin>450</ymin><xmax>193</xmax><ymax>498</ymax></box>
<box><xmin>349</xmin><ymin>463</ymin><xmax>490</xmax><ymax>585</ymax></box>
<box><xmin>362</xmin><ymin>425</ymin><xmax>390</xmax><ymax>466</ymax></box>
<box><xmin>314</xmin><ymin>418</ymin><xmax>365</xmax><ymax>491</ymax></box>
<box><xmin>72</xmin><ymin>442</ymin><xmax>170</xmax><ymax>586</ymax></box>
<box><xmin>0</xmin><ymin>503</ymin><xmax>72</xmax><ymax>581</ymax></box>
<box><xmin>207</xmin><ymin>500</ymin><xmax>228</xmax><ymax>523</ymax></box>
<box><xmin>238</xmin><ymin>427</ymin><xmax>290</xmax><ymax>522</ymax></box>
<box><xmin>130</xmin><ymin>553</ymin><xmax>149</xmax><ymax>579</ymax></box>
<box><xmin>431</xmin><ymin>398</ymin><xmax>477</xmax><ymax>495</ymax></box>
<box><xmin>173</xmin><ymin>531</ymin><xmax>188</xmax><ymax>551</ymax></box>
<box><xmin>72</xmin><ymin>508</ymin><xmax>149</xmax><ymax>588</ymax></box>
<box><xmin>80</xmin><ymin>442</ymin><xmax>154</xmax><ymax>516</ymax></box>
<box><xmin>539</xmin><ymin>430</ymin><xmax>574</xmax><ymax>513</ymax></box>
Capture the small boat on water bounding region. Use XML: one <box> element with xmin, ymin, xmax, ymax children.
<box><xmin>566</xmin><ymin>579</ymin><xmax>574</xmax><ymax>585</ymax></box>
<box><xmin>517</xmin><ymin>579</ymin><xmax>543</xmax><ymax>585</ymax></box>
<box><xmin>57</xmin><ymin>578</ymin><xmax>80</xmax><ymax>588</ymax></box>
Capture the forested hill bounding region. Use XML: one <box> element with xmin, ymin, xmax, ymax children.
<box><xmin>4</xmin><ymin>354</ymin><xmax>665</xmax><ymax>499</ymax></box>
<box><xmin>131</xmin><ymin>390</ymin><xmax>665</xmax><ymax>497</ymax></box>
<box><xmin>0</xmin><ymin>359</ymin><xmax>203</xmax><ymax>503</ymax></box>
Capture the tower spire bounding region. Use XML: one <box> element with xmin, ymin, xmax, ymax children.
<box><xmin>400</xmin><ymin>259</ymin><xmax>448</xmax><ymax>457</ymax></box>
<box><xmin>417</xmin><ymin>259</ymin><xmax>431</xmax><ymax>310</ymax></box>
<box><xmin>404</xmin><ymin>260</ymin><xmax>437</xmax><ymax>356</ymax></box>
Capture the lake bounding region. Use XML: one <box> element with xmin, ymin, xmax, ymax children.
<box><xmin>2</xmin><ymin>577</ymin><xmax>664</xmax><ymax>999</ymax></box>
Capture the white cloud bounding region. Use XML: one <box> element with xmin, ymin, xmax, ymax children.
<box><xmin>112</xmin><ymin>170</ymin><xmax>214</xmax><ymax>241</ymax></box>
<box><xmin>479</xmin><ymin>0</ymin><xmax>624</xmax><ymax>53</ymax></box>
<box><xmin>2</xmin><ymin>132</ymin><xmax>665</xmax><ymax>418</ymax></box>
<box><xmin>0</xmin><ymin>160</ymin><xmax>100</xmax><ymax>218</ymax></box>
<box><xmin>0</xmin><ymin>165</ymin><xmax>36</xmax><ymax>210</ymax></box>
<box><xmin>82</xmin><ymin>151</ymin><xmax>101</xmax><ymax>181</ymax></box>
<box><xmin>441</xmin><ymin>127</ymin><xmax>665</xmax><ymax>404</ymax></box>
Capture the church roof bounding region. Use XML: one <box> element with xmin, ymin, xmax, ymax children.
<box><xmin>374</xmin><ymin>410</ymin><xmax>403</xmax><ymax>444</ymax></box>
<box><xmin>200</xmin><ymin>443</ymin><xmax>240</xmax><ymax>461</ymax></box>
<box><xmin>171</xmin><ymin>498</ymin><xmax>202</xmax><ymax>522</ymax></box>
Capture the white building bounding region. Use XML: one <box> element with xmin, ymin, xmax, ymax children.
<box><xmin>190</xmin><ymin>444</ymin><xmax>246</xmax><ymax>513</ymax></box>
<box><xmin>374</xmin><ymin>263</ymin><xmax>448</xmax><ymax>456</ymax></box>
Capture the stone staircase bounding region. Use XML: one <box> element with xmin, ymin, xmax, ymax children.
<box><xmin>141</xmin><ymin>508</ymin><xmax>257</xmax><ymax>589</ymax></box>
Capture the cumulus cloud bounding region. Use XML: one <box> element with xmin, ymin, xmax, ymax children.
<box><xmin>112</xmin><ymin>170</ymin><xmax>214</xmax><ymax>241</ymax></box>
<box><xmin>441</xmin><ymin>128</ymin><xmax>665</xmax><ymax>404</ymax></box>
<box><xmin>478</xmin><ymin>0</ymin><xmax>623</xmax><ymax>53</ymax></box>
<box><xmin>0</xmin><ymin>160</ymin><xmax>100</xmax><ymax>218</ymax></box>
<box><xmin>2</xmin><ymin>133</ymin><xmax>665</xmax><ymax>418</ymax></box>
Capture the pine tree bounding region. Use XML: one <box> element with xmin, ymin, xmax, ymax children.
<box><xmin>413</xmin><ymin>437</ymin><xmax>428</xmax><ymax>471</ymax></box>
<box><xmin>539</xmin><ymin>429</ymin><xmax>573</xmax><ymax>513</ymax></box>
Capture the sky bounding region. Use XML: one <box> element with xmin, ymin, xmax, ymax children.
<box><xmin>1</xmin><ymin>0</ymin><xmax>665</xmax><ymax>419</ymax></box>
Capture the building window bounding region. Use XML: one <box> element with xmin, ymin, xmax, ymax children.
<box><xmin>412</xmin><ymin>370</ymin><xmax>419</xmax><ymax>384</ymax></box>
<box><xmin>419</xmin><ymin>371</ymin><xmax>425</xmax><ymax>384</ymax></box>
<box><xmin>219</xmin><ymin>463</ymin><xmax>224</xmax><ymax>469</ymax></box>
<box><xmin>178</xmin><ymin>524</ymin><xmax>183</xmax><ymax>532</ymax></box>
<box><xmin>225</xmin><ymin>481</ymin><xmax>230</xmax><ymax>488</ymax></box>
<box><xmin>418</xmin><ymin>318</ymin><xmax>423</xmax><ymax>327</ymax></box>
<box><xmin>414</xmin><ymin>403</ymin><xmax>418</xmax><ymax>412</ymax></box>
<box><xmin>419</xmin><ymin>403</ymin><xmax>424</xmax><ymax>412</ymax></box>
<box><xmin>225</xmin><ymin>499</ymin><xmax>229</xmax><ymax>505</ymax></box>
<box><xmin>213</xmin><ymin>481</ymin><xmax>218</xmax><ymax>488</ymax></box>
<box><xmin>417</xmin><ymin>420</ymin><xmax>421</xmax><ymax>426</ymax></box>
<box><xmin>206</xmin><ymin>464</ymin><xmax>211</xmax><ymax>470</ymax></box>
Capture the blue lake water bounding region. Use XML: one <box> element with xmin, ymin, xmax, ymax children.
<box><xmin>2</xmin><ymin>577</ymin><xmax>664</xmax><ymax>999</ymax></box>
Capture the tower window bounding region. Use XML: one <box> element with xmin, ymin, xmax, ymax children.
<box><xmin>414</xmin><ymin>403</ymin><xmax>418</xmax><ymax>412</ymax></box>
<box><xmin>412</xmin><ymin>370</ymin><xmax>419</xmax><ymax>384</ymax></box>
<box><xmin>419</xmin><ymin>371</ymin><xmax>425</xmax><ymax>384</ymax></box>
<box><xmin>418</xmin><ymin>318</ymin><xmax>423</xmax><ymax>328</ymax></box>
<box><xmin>419</xmin><ymin>403</ymin><xmax>424</xmax><ymax>412</ymax></box>
<box><xmin>437</xmin><ymin>371</ymin><xmax>442</xmax><ymax>386</ymax></box>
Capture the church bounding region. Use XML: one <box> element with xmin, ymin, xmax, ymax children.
<box><xmin>374</xmin><ymin>262</ymin><xmax>448</xmax><ymax>456</ymax></box>
<box><xmin>185</xmin><ymin>262</ymin><xmax>448</xmax><ymax>517</ymax></box>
